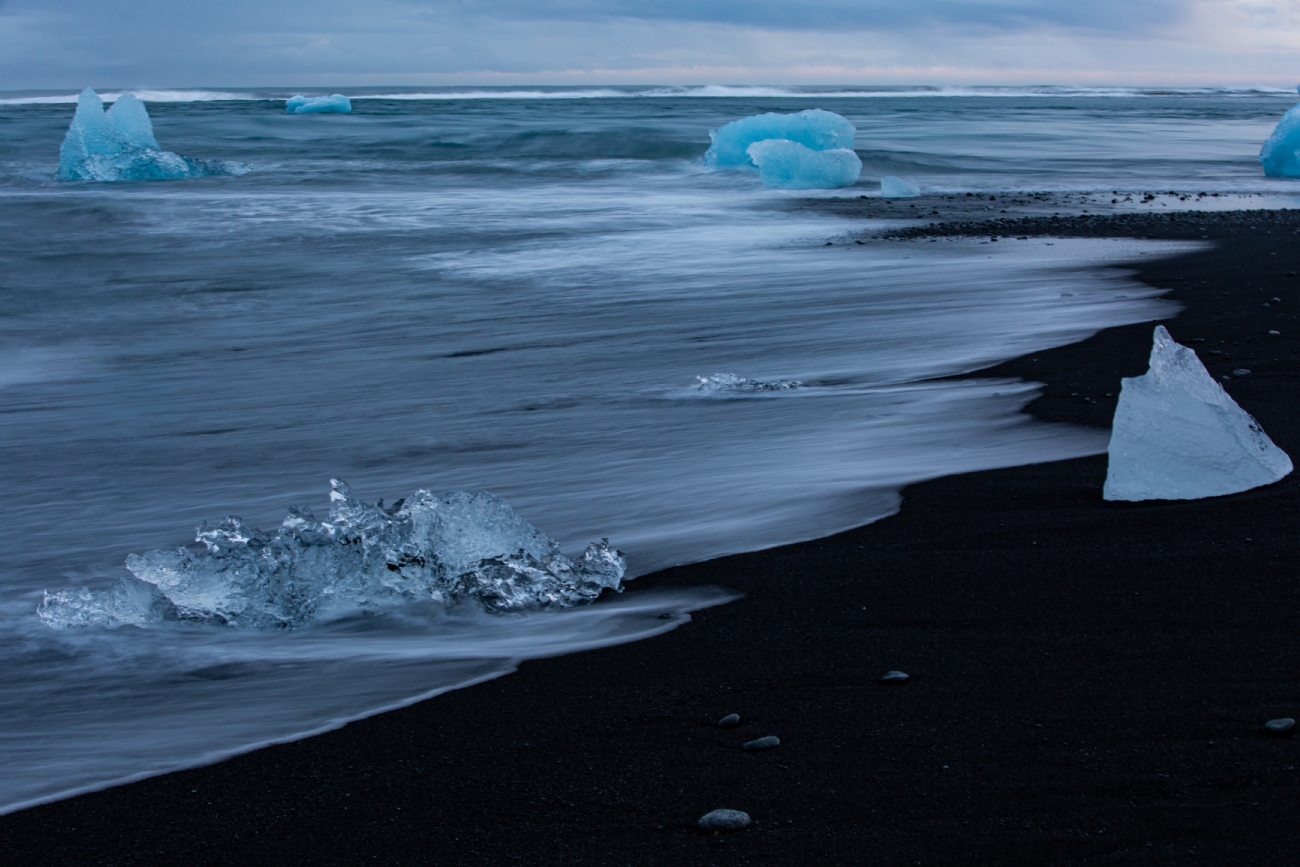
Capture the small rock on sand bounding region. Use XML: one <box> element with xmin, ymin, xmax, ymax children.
<box><xmin>718</xmin><ymin>713</ymin><xmax>741</xmax><ymax>728</ymax></box>
<box><xmin>698</xmin><ymin>809</ymin><xmax>751</xmax><ymax>832</ymax></box>
<box><xmin>1264</xmin><ymin>718</ymin><xmax>1295</xmax><ymax>737</ymax></box>
<box><xmin>881</xmin><ymin>670</ymin><xmax>910</xmax><ymax>683</ymax></box>
<box><xmin>743</xmin><ymin>736</ymin><xmax>780</xmax><ymax>751</ymax></box>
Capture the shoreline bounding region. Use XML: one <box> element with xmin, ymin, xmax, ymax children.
<box><xmin>3</xmin><ymin>206</ymin><xmax>1299</xmax><ymax>865</ymax></box>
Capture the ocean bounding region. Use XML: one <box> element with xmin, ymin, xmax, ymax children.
<box><xmin>0</xmin><ymin>84</ymin><xmax>1295</xmax><ymax>811</ymax></box>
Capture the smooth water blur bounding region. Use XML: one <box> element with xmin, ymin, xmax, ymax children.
<box><xmin>0</xmin><ymin>85</ymin><xmax>1282</xmax><ymax>810</ymax></box>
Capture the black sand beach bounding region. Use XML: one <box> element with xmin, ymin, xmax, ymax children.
<box><xmin>4</xmin><ymin>204</ymin><xmax>1299</xmax><ymax>865</ymax></box>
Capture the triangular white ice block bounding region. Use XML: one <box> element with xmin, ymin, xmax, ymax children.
<box><xmin>1103</xmin><ymin>326</ymin><xmax>1292</xmax><ymax>501</ymax></box>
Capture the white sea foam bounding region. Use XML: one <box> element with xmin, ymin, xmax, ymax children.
<box><xmin>2</xmin><ymin>85</ymin><xmax>1292</xmax><ymax>106</ymax></box>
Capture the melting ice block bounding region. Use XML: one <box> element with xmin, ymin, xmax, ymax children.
<box><xmin>1103</xmin><ymin>326</ymin><xmax>1292</xmax><ymax>501</ymax></box>
<box><xmin>57</xmin><ymin>88</ymin><xmax>244</xmax><ymax>182</ymax></box>
<box><xmin>880</xmin><ymin>176</ymin><xmax>921</xmax><ymax>197</ymax></box>
<box><xmin>1260</xmin><ymin>87</ymin><xmax>1300</xmax><ymax>177</ymax></box>
<box><xmin>705</xmin><ymin>109</ymin><xmax>855</xmax><ymax>169</ymax></box>
<box><xmin>38</xmin><ymin>480</ymin><xmax>627</xmax><ymax>629</ymax></box>
<box><xmin>286</xmin><ymin>94</ymin><xmax>352</xmax><ymax>114</ymax></box>
<box><xmin>745</xmin><ymin>139</ymin><xmax>861</xmax><ymax>190</ymax></box>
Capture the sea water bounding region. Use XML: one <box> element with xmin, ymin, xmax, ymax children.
<box><xmin>1</xmin><ymin>85</ymin><xmax>1297</xmax><ymax>811</ymax></box>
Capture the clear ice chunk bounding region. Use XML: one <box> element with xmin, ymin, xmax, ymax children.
<box><xmin>880</xmin><ymin>176</ymin><xmax>921</xmax><ymax>197</ymax></box>
<box><xmin>696</xmin><ymin>372</ymin><xmax>802</xmax><ymax>393</ymax></box>
<box><xmin>286</xmin><ymin>94</ymin><xmax>353</xmax><ymax>114</ymax></box>
<box><xmin>38</xmin><ymin>480</ymin><xmax>627</xmax><ymax>629</ymax></box>
<box><xmin>745</xmin><ymin>140</ymin><xmax>861</xmax><ymax>190</ymax></box>
<box><xmin>56</xmin><ymin>88</ymin><xmax>245</xmax><ymax>183</ymax></box>
<box><xmin>705</xmin><ymin>109</ymin><xmax>856</xmax><ymax>171</ymax></box>
<box><xmin>1104</xmin><ymin>326</ymin><xmax>1292</xmax><ymax>501</ymax></box>
<box><xmin>1260</xmin><ymin>89</ymin><xmax>1300</xmax><ymax>177</ymax></box>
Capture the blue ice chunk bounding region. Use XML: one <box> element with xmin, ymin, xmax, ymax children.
<box><xmin>1260</xmin><ymin>101</ymin><xmax>1300</xmax><ymax>177</ymax></box>
<box><xmin>56</xmin><ymin>88</ymin><xmax>246</xmax><ymax>183</ymax></box>
<box><xmin>745</xmin><ymin>139</ymin><xmax>861</xmax><ymax>190</ymax></box>
<box><xmin>705</xmin><ymin>109</ymin><xmax>855</xmax><ymax>171</ymax></box>
<box><xmin>880</xmin><ymin>176</ymin><xmax>921</xmax><ymax>197</ymax></box>
<box><xmin>286</xmin><ymin>94</ymin><xmax>352</xmax><ymax>114</ymax></box>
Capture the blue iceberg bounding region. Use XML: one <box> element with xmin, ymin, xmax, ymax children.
<box><xmin>745</xmin><ymin>140</ymin><xmax>861</xmax><ymax>190</ymax></box>
<box><xmin>1260</xmin><ymin>88</ymin><xmax>1300</xmax><ymax>177</ymax></box>
<box><xmin>286</xmin><ymin>94</ymin><xmax>352</xmax><ymax>114</ymax></box>
<box><xmin>705</xmin><ymin>109</ymin><xmax>855</xmax><ymax>169</ymax></box>
<box><xmin>57</xmin><ymin>88</ymin><xmax>244</xmax><ymax>183</ymax></box>
<box><xmin>880</xmin><ymin>176</ymin><xmax>921</xmax><ymax>197</ymax></box>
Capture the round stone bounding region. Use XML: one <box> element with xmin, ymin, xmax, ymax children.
<box><xmin>1264</xmin><ymin>718</ymin><xmax>1296</xmax><ymax>737</ymax></box>
<box><xmin>698</xmin><ymin>809</ymin><xmax>751</xmax><ymax>832</ymax></box>
<box><xmin>717</xmin><ymin>713</ymin><xmax>741</xmax><ymax>728</ymax></box>
<box><xmin>881</xmin><ymin>670</ymin><xmax>910</xmax><ymax>683</ymax></box>
<box><xmin>743</xmin><ymin>735</ymin><xmax>780</xmax><ymax>751</ymax></box>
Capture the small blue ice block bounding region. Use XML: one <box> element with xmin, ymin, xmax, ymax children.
<box><xmin>880</xmin><ymin>176</ymin><xmax>921</xmax><ymax>197</ymax></box>
<box><xmin>286</xmin><ymin>94</ymin><xmax>352</xmax><ymax>114</ymax></box>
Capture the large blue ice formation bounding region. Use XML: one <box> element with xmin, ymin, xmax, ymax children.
<box><xmin>880</xmin><ymin>176</ymin><xmax>921</xmax><ymax>198</ymax></box>
<box><xmin>57</xmin><ymin>88</ymin><xmax>244</xmax><ymax>182</ymax></box>
<box><xmin>38</xmin><ymin>479</ymin><xmax>627</xmax><ymax>629</ymax></box>
<box><xmin>705</xmin><ymin>109</ymin><xmax>855</xmax><ymax>169</ymax></box>
<box><xmin>704</xmin><ymin>109</ymin><xmax>860</xmax><ymax>189</ymax></box>
<box><xmin>1260</xmin><ymin>88</ymin><xmax>1300</xmax><ymax>177</ymax></box>
<box><xmin>745</xmin><ymin>140</ymin><xmax>862</xmax><ymax>190</ymax></box>
<box><xmin>286</xmin><ymin>94</ymin><xmax>352</xmax><ymax>114</ymax></box>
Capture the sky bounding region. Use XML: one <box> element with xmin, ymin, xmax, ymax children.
<box><xmin>1</xmin><ymin>0</ymin><xmax>1299</xmax><ymax>89</ymax></box>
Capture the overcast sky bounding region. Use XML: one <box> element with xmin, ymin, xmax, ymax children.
<box><xmin>2</xmin><ymin>0</ymin><xmax>1299</xmax><ymax>89</ymax></box>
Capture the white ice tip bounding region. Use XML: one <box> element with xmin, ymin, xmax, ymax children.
<box><xmin>1103</xmin><ymin>326</ymin><xmax>1292</xmax><ymax>502</ymax></box>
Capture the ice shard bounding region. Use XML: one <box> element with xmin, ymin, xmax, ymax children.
<box><xmin>285</xmin><ymin>94</ymin><xmax>353</xmax><ymax>114</ymax></box>
<box><xmin>56</xmin><ymin>88</ymin><xmax>244</xmax><ymax>182</ymax></box>
<box><xmin>1103</xmin><ymin>326</ymin><xmax>1292</xmax><ymax>501</ymax></box>
<box><xmin>39</xmin><ymin>480</ymin><xmax>627</xmax><ymax>629</ymax></box>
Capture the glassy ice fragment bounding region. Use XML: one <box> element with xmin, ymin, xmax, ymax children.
<box><xmin>39</xmin><ymin>480</ymin><xmax>627</xmax><ymax>629</ymax></box>
<box><xmin>1104</xmin><ymin>326</ymin><xmax>1292</xmax><ymax>501</ymax></box>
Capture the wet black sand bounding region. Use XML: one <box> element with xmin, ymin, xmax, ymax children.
<box><xmin>3</xmin><ymin>206</ymin><xmax>1299</xmax><ymax>866</ymax></box>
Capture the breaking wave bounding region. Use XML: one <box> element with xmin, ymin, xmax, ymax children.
<box><xmin>2</xmin><ymin>85</ymin><xmax>1293</xmax><ymax>106</ymax></box>
<box><xmin>38</xmin><ymin>480</ymin><xmax>626</xmax><ymax>630</ymax></box>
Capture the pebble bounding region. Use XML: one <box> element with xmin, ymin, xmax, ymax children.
<box><xmin>743</xmin><ymin>735</ymin><xmax>780</xmax><ymax>751</ymax></box>
<box><xmin>717</xmin><ymin>713</ymin><xmax>741</xmax><ymax>728</ymax></box>
<box><xmin>1233</xmin><ymin>369</ymin><xmax>1252</xmax><ymax>376</ymax></box>
<box><xmin>1264</xmin><ymin>718</ymin><xmax>1296</xmax><ymax>737</ymax></box>
<box><xmin>1269</xmin><ymin>330</ymin><xmax>1280</xmax><ymax>335</ymax></box>
<box><xmin>881</xmin><ymin>670</ymin><xmax>910</xmax><ymax>683</ymax></box>
<box><xmin>698</xmin><ymin>809</ymin><xmax>751</xmax><ymax>832</ymax></box>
